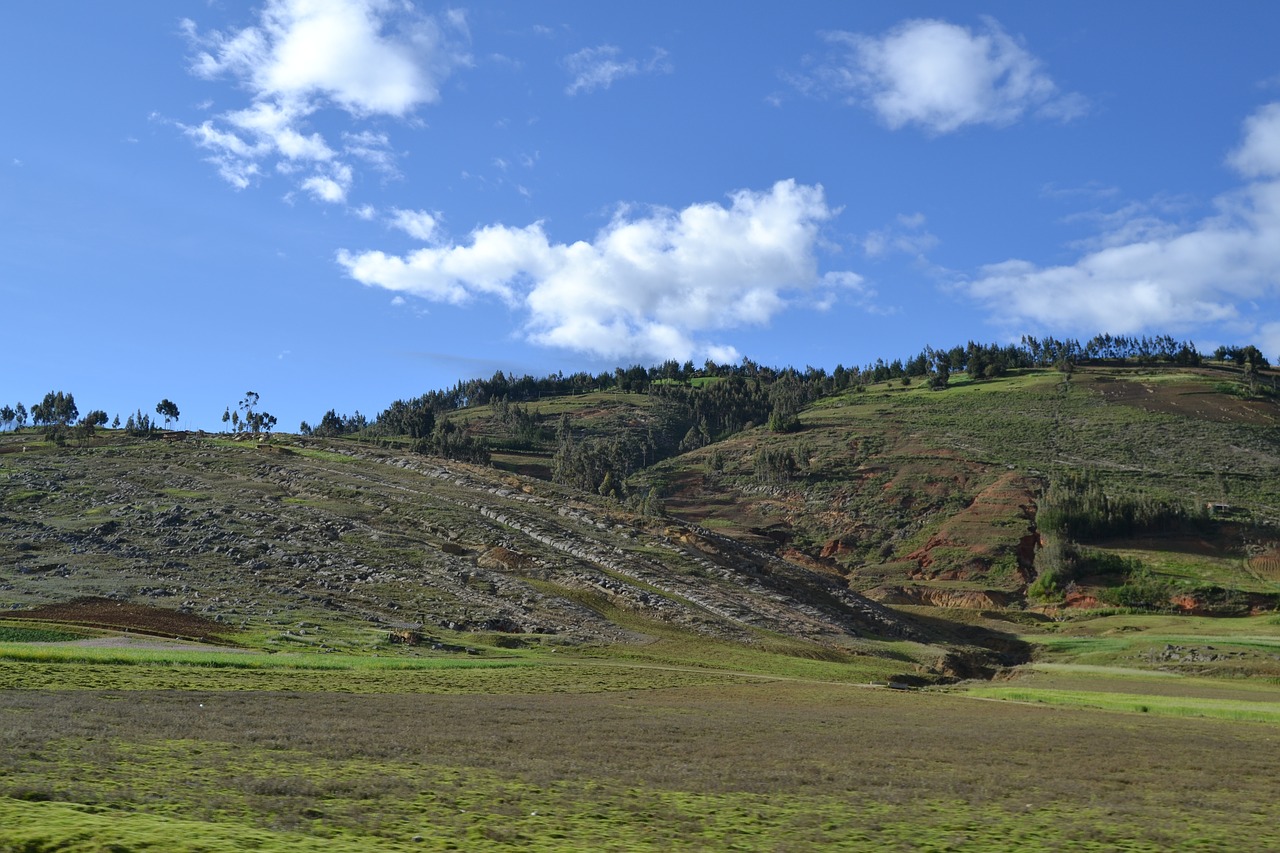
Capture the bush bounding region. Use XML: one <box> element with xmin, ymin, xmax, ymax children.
<box><xmin>1027</xmin><ymin>571</ymin><xmax>1064</xmax><ymax>603</ymax></box>
<box><xmin>1097</xmin><ymin>569</ymin><xmax>1172</xmax><ymax>610</ymax></box>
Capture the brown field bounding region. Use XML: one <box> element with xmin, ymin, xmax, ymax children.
<box><xmin>1087</xmin><ymin>374</ymin><xmax>1280</xmax><ymax>424</ymax></box>
<box><xmin>1250</xmin><ymin>549</ymin><xmax>1280</xmax><ymax>581</ymax></box>
<box><xmin>0</xmin><ymin>597</ymin><xmax>231</xmax><ymax>642</ymax></box>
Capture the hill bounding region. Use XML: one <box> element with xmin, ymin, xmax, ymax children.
<box><xmin>644</xmin><ymin>365</ymin><xmax>1280</xmax><ymax>614</ymax></box>
<box><xmin>0</xmin><ymin>430</ymin><xmax>954</xmax><ymax>671</ymax></box>
<box><xmin>5</xmin><ymin>359</ymin><xmax>1280</xmax><ymax>851</ymax></box>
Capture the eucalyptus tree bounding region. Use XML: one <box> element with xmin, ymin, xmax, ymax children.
<box><xmin>156</xmin><ymin>399</ymin><xmax>180</xmax><ymax>429</ymax></box>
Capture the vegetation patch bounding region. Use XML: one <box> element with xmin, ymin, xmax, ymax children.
<box><xmin>0</xmin><ymin>625</ymin><xmax>84</xmax><ymax>643</ymax></box>
<box><xmin>963</xmin><ymin>686</ymin><xmax>1280</xmax><ymax>722</ymax></box>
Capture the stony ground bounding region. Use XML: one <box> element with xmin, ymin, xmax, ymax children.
<box><xmin>0</xmin><ymin>434</ymin><xmax>924</xmax><ymax>657</ymax></box>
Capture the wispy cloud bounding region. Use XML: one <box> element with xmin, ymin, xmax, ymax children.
<box><xmin>563</xmin><ymin>45</ymin><xmax>672</xmax><ymax>96</ymax></box>
<box><xmin>795</xmin><ymin>17</ymin><xmax>1086</xmax><ymax>134</ymax></box>
<box><xmin>178</xmin><ymin>0</ymin><xmax>470</xmax><ymax>201</ymax></box>
<box><xmin>862</xmin><ymin>212</ymin><xmax>938</xmax><ymax>259</ymax></box>
<box><xmin>338</xmin><ymin>180</ymin><xmax>868</xmax><ymax>362</ymax></box>
<box><xmin>968</xmin><ymin>102</ymin><xmax>1280</xmax><ymax>346</ymax></box>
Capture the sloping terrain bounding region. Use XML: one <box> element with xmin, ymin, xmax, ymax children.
<box><xmin>2</xmin><ymin>364</ymin><xmax>1277</xmax><ymax>680</ymax></box>
<box><xmin>642</xmin><ymin>367</ymin><xmax>1280</xmax><ymax>609</ymax></box>
<box><xmin>0</xmin><ymin>435</ymin><xmax>920</xmax><ymax>659</ymax></box>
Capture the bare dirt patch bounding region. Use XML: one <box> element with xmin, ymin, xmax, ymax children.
<box><xmin>1089</xmin><ymin>377</ymin><xmax>1279</xmax><ymax>425</ymax></box>
<box><xmin>0</xmin><ymin>597</ymin><xmax>231</xmax><ymax>642</ymax></box>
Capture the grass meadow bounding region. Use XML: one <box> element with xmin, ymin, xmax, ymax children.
<box><xmin>4</xmin><ymin>635</ymin><xmax>1280</xmax><ymax>852</ymax></box>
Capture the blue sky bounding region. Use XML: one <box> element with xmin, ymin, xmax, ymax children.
<box><xmin>4</xmin><ymin>1</ymin><xmax>1280</xmax><ymax>431</ymax></box>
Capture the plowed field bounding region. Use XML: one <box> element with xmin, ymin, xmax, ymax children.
<box><xmin>0</xmin><ymin>597</ymin><xmax>230</xmax><ymax>642</ymax></box>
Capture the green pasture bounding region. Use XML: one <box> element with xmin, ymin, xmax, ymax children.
<box><xmin>4</xmin><ymin>676</ymin><xmax>1280</xmax><ymax>852</ymax></box>
<box><xmin>963</xmin><ymin>686</ymin><xmax>1280</xmax><ymax>723</ymax></box>
<box><xmin>1106</xmin><ymin>546</ymin><xmax>1278</xmax><ymax>593</ymax></box>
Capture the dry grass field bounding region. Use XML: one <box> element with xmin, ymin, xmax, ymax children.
<box><xmin>3</xmin><ymin>665</ymin><xmax>1279</xmax><ymax>851</ymax></box>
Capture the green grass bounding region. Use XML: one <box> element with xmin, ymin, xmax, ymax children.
<box><xmin>963</xmin><ymin>686</ymin><xmax>1280</xmax><ymax>722</ymax></box>
<box><xmin>0</xmin><ymin>626</ymin><xmax>85</xmax><ymax>643</ymax></box>
<box><xmin>2</xmin><ymin>489</ymin><xmax>44</xmax><ymax>504</ymax></box>
<box><xmin>162</xmin><ymin>488</ymin><xmax>207</xmax><ymax>500</ymax></box>
<box><xmin>1107</xmin><ymin>546</ymin><xmax>1277</xmax><ymax>593</ymax></box>
<box><xmin>290</xmin><ymin>447</ymin><xmax>359</xmax><ymax>463</ymax></box>
<box><xmin>4</xmin><ymin>681</ymin><xmax>1280</xmax><ymax>851</ymax></box>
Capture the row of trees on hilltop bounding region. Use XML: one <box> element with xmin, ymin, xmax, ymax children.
<box><xmin>363</xmin><ymin>332</ymin><xmax>1268</xmax><ymax>442</ymax></box>
<box><xmin>0</xmin><ymin>393</ymin><xmax>181</xmax><ymax>435</ymax></box>
<box><xmin>220</xmin><ymin>392</ymin><xmax>276</xmax><ymax>436</ymax></box>
<box><xmin>0</xmin><ymin>390</ymin><xmax>284</xmax><ymax>441</ymax></box>
<box><xmin>325</xmin><ymin>331</ymin><xmax>1275</xmax><ymax>489</ymax></box>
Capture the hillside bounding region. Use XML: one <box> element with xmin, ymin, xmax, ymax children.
<box><xmin>0</xmin><ymin>432</ymin><xmax>946</xmax><ymax>668</ymax></box>
<box><xmin>644</xmin><ymin>366</ymin><xmax>1280</xmax><ymax>613</ymax></box>
<box><xmin>374</xmin><ymin>361</ymin><xmax>1280</xmax><ymax>618</ymax></box>
<box><xmin>3</xmin><ymin>362</ymin><xmax>1278</xmax><ymax>680</ymax></box>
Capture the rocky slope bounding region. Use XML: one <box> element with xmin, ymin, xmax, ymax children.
<box><xmin>0</xmin><ymin>435</ymin><xmax>920</xmax><ymax>651</ymax></box>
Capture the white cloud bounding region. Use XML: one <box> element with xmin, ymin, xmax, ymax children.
<box><xmin>1060</xmin><ymin>196</ymin><xmax>1189</xmax><ymax>253</ymax></box>
<box><xmin>343</xmin><ymin>130</ymin><xmax>399</xmax><ymax>177</ymax></box>
<box><xmin>862</xmin><ymin>212</ymin><xmax>938</xmax><ymax>258</ymax></box>
<box><xmin>968</xmin><ymin>103</ymin><xmax>1280</xmax><ymax>340</ymax></box>
<box><xmin>338</xmin><ymin>180</ymin><xmax>864</xmax><ymax>361</ymax></box>
<box><xmin>180</xmin><ymin>0</ymin><xmax>469</xmax><ymax>199</ymax></box>
<box><xmin>1228</xmin><ymin>102</ymin><xmax>1280</xmax><ymax>177</ymax></box>
<box><xmin>389</xmin><ymin>208</ymin><xmax>440</xmax><ymax>241</ymax></box>
<box><xmin>1040</xmin><ymin>181</ymin><xmax>1120</xmax><ymax>201</ymax></box>
<box><xmin>563</xmin><ymin>45</ymin><xmax>672</xmax><ymax>95</ymax></box>
<box><xmin>804</xmin><ymin>17</ymin><xmax>1085</xmax><ymax>133</ymax></box>
<box><xmin>300</xmin><ymin>163</ymin><xmax>353</xmax><ymax>203</ymax></box>
<box><xmin>226</xmin><ymin>100</ymin><xmax>335</xmax><ymax>161</ymax></box>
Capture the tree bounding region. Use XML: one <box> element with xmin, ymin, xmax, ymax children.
<box><xmin>928</xmin><ymin>354</ymin><xmax>951</xmax><ymax>390</ymax></box>
<box><xmin>14</xmin><ymin>403</ymin><xmax>27</xmax><ymax>430</ymax></box>
<box><xmin>77</xmin><ymin>410</ymin><xmax>108</xmax><ymax>442</ymax></box>
<box><xmin>124</xmin><ymin>409</ymin><xmax>154</xmax><ymax>436</ymax></box>
<box><xmin>1240</xmin><ymin>345</ymin><xmax>1269</xmax><ymax>393</ymax></box>
<box><xmin>232</xmin><ymin>391</ymin><xmax>275</xmax><ymax>436</ymax></box>
<box><xmin>31</xmin><ymin>391</ymin><xmax>78</xmax><ymax>426</ymax></box>
<box><xmin>155</xmin><ymin>399</ymin><xmax>180</xmax><ymax>429</ymax></box>
<box><xmin>237</xmin><ymin>391</ymin><xmax>260</xmax><ymax>434</ymax></box>
<box><xmin>0</xmin><ymin>405</ymin><xmax>13</xmax><ymax>432</ymax></box>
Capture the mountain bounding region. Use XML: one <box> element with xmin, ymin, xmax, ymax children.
<box><xmin>2</xmin><ymin>361</ymin><xmax>1277</xmax><ymax>681</ymax></box>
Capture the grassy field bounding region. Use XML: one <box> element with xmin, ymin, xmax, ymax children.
<box><xmin>4</xmin><ymin>641</ymin><xmax>1280</xmax><ymax>852</ymax></box>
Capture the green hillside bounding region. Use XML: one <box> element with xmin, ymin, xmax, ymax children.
<box><xmin>4</xmin><ymin>354</ymin><xmax>1280</xmax><ymax>851</ymax></box>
